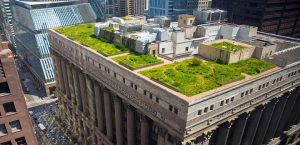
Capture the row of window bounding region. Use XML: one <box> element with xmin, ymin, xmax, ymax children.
<box><xmin>0</xmin><ymin>120</ymin><xmax>22</xmax><ymax>136</ymax></box>
<box><xmin>0</xmin><ymin>137</ymin><xmax>27</xmax><ymax>145</ymax></box>
<box><xmin>196</xmin><ymin>75</ymin><xmax>286</xmax><ymax>117</ymax></box>
<box><xmin>85</xmin><ymin>55</ymin><xmax>179</xmax><ymax>115</ymax></box>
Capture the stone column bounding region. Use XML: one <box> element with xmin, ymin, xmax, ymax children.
<box><xmin>103</xmin><ymin>88</ymin><xmax>113</xmax><ymax>140</ymax></box>
<box><xmin>253</xmin><ymin>100</ymin><xmax>277</xmax><ymax>145</ymax></box>
<box><xmin>264</xmin><ymin>94</ymin><xmax>289</xmax><ymax>143</ymax></box>
<box><xmin>215</xmin><ymin>121</ymin><xmax>232</xmax><ymax>145</ymax></box>
<box><xmin>127</xmin><ymin>105</ymin><xmax>136</xmax><ymax>145</ymax></box>
<box><xmin>85</xmin><ymin>76</ymin><xmax>95</xmax><ymax>118</ymax></box>
<box><xmin>55</xmin><ymin>55</ymin><xmax>65</xmax><ymax>93</ymax></box>
<box><xmin>141</xmin><ymin>115</ymin><xmax>150</xmax><ymax>145</ymax></box>
<box><xmin>288</xmin><ymin>89</ymin><xmax>300</xmax><ymax>126</ymax></box>
<box><xmin>275</xmin><ymin>91</ymin><xmax>297</xmax><ymax>137</ymax></box>
<box><xmin>292</xmin><ymin>131</ymin><xmax>300</xmax><ymax>143</ymax></box>
<box><xmin>94</xmin><ymin>83</ymin><xmax>105</xmax><ymax>132</ymax></box>
<box><xmin>78</xmin><ymin>72</ymin><xmax>85</xmax><ymax>112</ymax></box>
<box><xmin>61</xmin><ymin>59</ymin><xmax>70</xmax><ymax>97</ymax></box>
<box><xmin>66</xmin><ymin>63</ymin><xmax>74</xmax><ymax>101</ymax></box>
<box><xmin>229</xmin><ymin>113</ymin><xmax>249</xmax><ymax>145</ymax></box>
<box><xmin>72</xmin><ymin>67</ymin><xmax>82</xmax><ymax>109</ymax></box>
<box><xmin>79</xmin><ymin>73</ymin><xmax>88</xmax><ymax>115</ymax></box>
<box><xmin>157</xmin><ymin>127</ymin><xmax>167</xmax><ymax>145</ymax></box>
<box><xmin>114</xmin><ymin>96</ymin><xmax>123</xmax><ymax>145</ymax></box>
<box><xmin>241</xmin><ymin>106</ymin><xmax>264</xmax><ymax>145</ymax></box>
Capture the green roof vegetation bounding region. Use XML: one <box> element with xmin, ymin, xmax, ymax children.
<box><xmin>103</xmin><ymin>26</ymin><xmax>115</xmax><ymax>32</ymax></box>
<box><xmin>140</xmin><ymin>58</ymin><xmax>275</xmax><ymax>96</ymax></box>
<box><xmin>121</xmin><ymin>16</ymin><xmax>134</xmax><ymax>21</ymax></box>
<box><xmin>113</xmin><ymin>54</ymin><xmax>162</xmax><ymax>70</ymax></box>
<box><xmin>55</xmin><ymin>24</ymin><xmax>128</xmax><ymax>56</ymax></box>
<box><xmin>210</xmin><ymin>42</ymin><xmax>246</xmax><ymax>51</ymax></box>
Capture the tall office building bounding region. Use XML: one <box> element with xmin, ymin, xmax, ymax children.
<box><xmin>49</xmin><ymin>16</ymin><xmax>300</xmax><ymax>145</ymax></box>
<box><xmin>149</xmin><ymin>0</ymin><xmax>211</xmax><ymax>19</ymax></box>
<box><xmin>0</xmin><ymin>36</ymin><xmax>37</xmax><ymax>145</ymax></box>
<box><xmin>12</xmin><ymin>1</ymin><xmax>96</xmax><ymax>95</ymax></box>
<box><xmin>212</xmin><ymin>0</ymin><xmax>300</xmax><ymax>38</ymax></box>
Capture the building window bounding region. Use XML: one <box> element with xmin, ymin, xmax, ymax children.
<box><xmin>131</xmin><ymin>82</ymin><xmax>134</xmax><ymax>88</ymax></box>
<box><xmin>123</xmin><ymin>78</ymin><xmax>126</xmax><ymax>83</ymax></box>
<box><xmin>258</xmin><ymin>85</ymin><xmax>261</xmax><ymax>90</ymax></box>
<box><xmin>162</xmin><ymin>48</ymin><xmax>165</xmax><ymax>53</ymax></box>
<box><xmin>169</xmin><ymin>105</ymin><xmax>173</xmax><ymax>111</ymax></box>
<box><xmin>198</xmin><ymin>110</ymin><xmax>202</xmax><ymax>115</ymax></box>
<box><xmin>241</xmin><ymin>92</ymin><xmax>244</xmax><ymax>98</ymax></box>
<box><xmin>273</xmin><ymin>79</ymin><xmax>276</xmax><ymax>84</ymax></box>
<box><xmin>266</xmin><ymin>82</ymin><xmax>269</xmax><ymax>87</ymax></box>
<box><xmin>204</xmin><ymin>107</ymin><xmax>208</xmax><ymax>113</ymax></box>
<box><xmin>245</xmin><ymin>90</ymin><xmax>249</xmax><ymax>96</ymax></box>
<box><xmin>9</xmin><ymin>120</ymin><xmax>22</xmax><ymax>132</ymax></box>
<box><xmin>250</xmin><ymin>89</ymin><xmax>253</xmax><ymax>94</ymax></box>
<box><xmin>210</xmin><ymin>105</ymin><xmax>214</xmax><ymax>110</ymax></box>
<box><xmin>3</xmin><ymin>102</ymin><xmax>16</xmax><ymax>115</ymax></box>
<box><xmin>231</xmin><ymin>97</ymin><xmax>234</xmax><ymax>102</ymax></box>
<box><xmin>114</xmin><ymin>72</ymin><xmax>116</xmax><ymax>78</ymax></box>
<box><xmin>144</xmin><ymin>90</ymin><xmax>147</xmax><ymax>95</ymax></box>
<box><xmin>220</xmin><ymin>101</ymin><xmax>224</xmax><ymax>106</ymax></box>
<box><xmin>0</xmin><ymin>141</ymin><xmax>11</xmax><ymax>145</ymax></box>
<box><xmin>156</xmin><ymin>97</ymin><xmax>159</xmax><ymax>103</ymax></box>
<box><xmin>150</xmin><ymin>93</ymin><xmax>153</xmax><ymax>99</ymax></box>
<box><xmin>15</xmin><ymin>137</ymin><xmax>27</xmax><ymax>145</ymax></box>
<box><xmin>185</xmin><ymin>47</ymin><xmax>189</xmax><ymax>51</ymax></box>
<box><xmin>226</xmin><ymin>99</ymin><xmax>229</xmax><ymax>104</ymax></box>
<box><xmin>0</xmin><ymin>82</ymin><xmax>10</xmax><ymax>94</ymax></box>
<box><xmin>0</xmin><ymin>124</ymin><xmax>7</xmax><ymax>136</ymax></box>
<box><xmin>174</xmin><ymin>108</ymin><xmax>178</xmax><ymax>115</ymax></box>
<box><xmin>134</xmin><ymin>85</ymin><xmax>137</xmax><ymax>90</ymax></box>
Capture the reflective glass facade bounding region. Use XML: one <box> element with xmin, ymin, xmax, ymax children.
<box><xmin>12</xmin><ymin>2</ymin><xmax>96</xmax><ymax>83</ymax></box>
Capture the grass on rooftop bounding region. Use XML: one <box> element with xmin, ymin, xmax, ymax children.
<box><xmin>55</xmin><ymin>24</ymin><xmax>128</xmax><ymax>56</ymax></box>
<box><xmin>140</xmin><ymin>58</ymin><xmax>275</xmax><ymax>96</ymax></box>
<box><xmin>113</xmin><ymin>54</ymin><xmax>162</xmax><ymax>70</ymax></box>
<box><xmin>210</xmin><ymin>42</ymin><xmax>246</xmax><ymax>51</ymax></box>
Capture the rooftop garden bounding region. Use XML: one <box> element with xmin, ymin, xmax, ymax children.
<box><xmin>210</xmin><ymin>42</ymin><xmax>246</xmax><ymax>51</ymax></box>
<box><xmin>113</xmin><ymin>54</ymin><xmax>162</xmax><ymax>70</ymax></box>
<box><xmin>55</xmin><ymin>24</ymin><xmax>128</xmax><ymax>56</ymax></box>
<box><xmin>140</xmin><ymin>58</ymin><xmax>275</xmax><ymax>96</ymax></box>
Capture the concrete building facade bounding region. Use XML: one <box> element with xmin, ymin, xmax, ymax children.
<box><xmin>0</xmin><ymin>37</ymin><xmax>37</xmax><ymax>145</ymax></box>
<box><xmin>49</xmin><ymin>22</ymin><xmax>300</xmax><ymax>145</ymax></box>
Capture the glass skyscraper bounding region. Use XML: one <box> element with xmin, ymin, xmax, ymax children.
<box><xmin>12</xmin><ymin>1</ymin><xmax>96</xmax><ymax>95</ymax></box>
<box><xmin>149</xmin><ymin>0</ymin><xmax>211</xmax><ymax>20</ymax></box>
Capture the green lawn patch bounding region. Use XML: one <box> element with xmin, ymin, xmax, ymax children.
<box><xmin>140</xmin><ymin>58</ymin><xmax>275</xmax><ymax>96</ymax></box>
<box><xmin>113</xmin><ymin>54</ymin><xmax>162</xmax><ymax>70</ymax></box>
<box><xmin>55</xmin><ymin>24</ymin><xmax>128</xmax><ymax>56</ymax></box>
<box><xmin>210</xmin><ymin>42</ymin><xmax>246</xmax><ymax>51</ymax></box>
<box><xmin>229</xmin><ymin>58</ymin><xmax>275</xmax><ymax>75</ymax></box>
